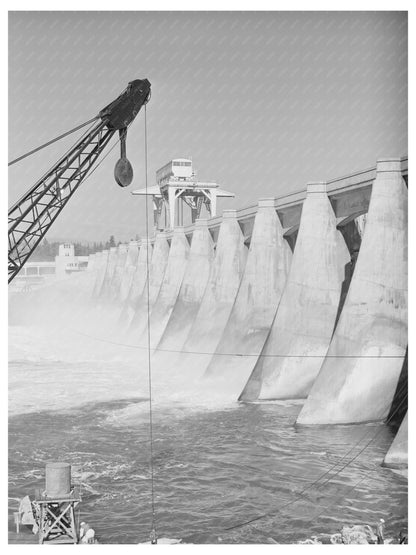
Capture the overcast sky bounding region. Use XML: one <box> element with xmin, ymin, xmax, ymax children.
<box><xmin>8</xmin><ymin>11</ymin><xmax>407</xmax><ymax>243</ymax></box>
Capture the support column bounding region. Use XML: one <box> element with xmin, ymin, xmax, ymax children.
<box><xmin>129</xmin><ymin>232</ymin><xmax>170</xmax><ymax>333</ymax></box>
<box><xmin>156</xmin><ymin>218</ymin><xmax>214</xmax><ymax>355</ymax></box>
<box><xmin>179</xmin><ymin>209</ymin><xmax>248</xmax><ymax>376</ymax></box>
<box><xmin>168</xmin><ymin>187</ymin><xmax>176</xmax><ymax>230</ymax></box>
<box><xmin>92</xmin><ymin>250</ymin><xmax>109</xmax><ymax>298</ymax></box>
<box><xmin>383</xmin><ymin>412</ymin><xmax>408</xmax><ymax>468</ymax></box>
<box><xmin>119</xmin><ymin>240</ymin><xmax>140</xmax><ymax>303</ymax></box>
<box><xmin>240</xmin><ymin>184</ymin><xmax>350</xmax><ymax>401</ymax></box>
<box><xmin>118</xmin><ymin>240</ymin><xmax>152</xmax><ymax>326</ymax></box>
<box><xmin>204</xmin><ymin>198</ymin><xmax>291</xmax><ymax>396</ymax></box>
<box><xmin>109</xmin><ymin>243</ymin><xmax>128</xmax><ymax>301</ymax></box>
<box><xmin>297</xmin><ymin>159</ymin><xmax>408</xmax><ymax>425</ymax></box>
<box><xmin>138</xmin><ymin>227</ymin><xmax>190</xmax><ymax>347</ymax></box>
<box><xmin>153</xmin><ymin>197</ymin><xmax>163</xmax><ymax>230</ymax></box>
<box><xmin>210</xmin><ymin>191</ymin><xmax>217</xmax><ymax>217</ymax></box>
<box><xmin>100</xmin><ymin>247</ymin><xmax>118</xmax><ymax>298</ymax></box>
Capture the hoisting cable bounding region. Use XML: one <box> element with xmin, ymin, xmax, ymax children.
<box><xmin>80</xmin><ymin>121</ymin><xmax>133</xmax><ymax>187</ymax></box>
<box><xmin>8</xmin><ymin>116</ymin><xmax>100</xmax><ymax>167</ymax></box>
<box><xmin>143</xmin><ymin>103</ymin><xmax>158</xmax><ymax>544</ymax></box>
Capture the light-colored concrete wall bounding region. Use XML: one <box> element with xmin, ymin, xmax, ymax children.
<box><xmin>128</xmin><ymin>232</ymin><xmax>170</xmax><ymax>333</ymax></box>
<box><xmin>90</xmin><ymin>252</ymin><xmax>102</xmax><ymax>295</ymax></box>
<box><xmin>383</xmin><ymin>412</ymin><xmax>408</xmax><ymax>468</ymax></box>
<box><xmin>109</xmin><ymin>243</ymin><xmax>129</xmax><ymax>301</ymax></box>
<box><xmin>86</xmin><ymin>156</ymin><xmax>407</xmax><ymax>448</ymax></box>
<box><xmin>240</xmin><ymin>183</ymin><xmax>350</xmax><ymax>401</ymax></box>
<box><xmin>119</xmin><ymin>240</ymin><xmax>140</xmax><ymax>303</ymax></box>
<box><xmin>136</xmin><ymin>227</ymin><xmax>190</xmax><ymax>348</ymax></box>
<box><xmin>156</xmin><ymin>218</ymin><xmax>215</xmax><ymax>356</ymax></box>
<box><xmin>119</xmin><ymin>240</ymin><xmax>152</xmax><ymax>326</ymax></box>
<box><xmin>91</xmin><ymin>250</ymin><xmax>109</xmax><ymax>298</ymax></box>
<box><xmin>203</xmin><ymin>198</ymin><xmax>291</xmax><ymax>396</ymax></box>
<box><xmin>179</xmin><ymin>209</ymin><xmax>248</xmax><ymax>376</ymax></box>
<box><xmin>297</xmin><ymin>159</ymin><xmax>408</xmax><ymax>425</ymax></box>
<box><xmin>99</xmin><ymin>246</ymin><xmax>118</xmax><ymax>298</ymax></box>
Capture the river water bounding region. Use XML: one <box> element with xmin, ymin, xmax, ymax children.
<box><xmin>8</xmin><ymin>275</ymin><xmax>408</xmax><ymax>544</ymax></box>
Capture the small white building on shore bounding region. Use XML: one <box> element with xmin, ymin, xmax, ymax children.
<box><xmin>54</xmin><ymin>244</ymin><xmax>88</xmax><ymax>278</ymax></box>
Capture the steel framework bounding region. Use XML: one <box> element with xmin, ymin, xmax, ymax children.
<box><xmin>8</xmin><ymin>78</ymin><xmax>151</xmax><ymax>283</ymax></box>
<box><xmin>8</xmin><ymin>121</ymin><xmax>114</xmax><ymax>282</ymax></box>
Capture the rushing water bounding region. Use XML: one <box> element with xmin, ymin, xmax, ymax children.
<box><xmin>8</xmin><ymin>277</ymin><xmax>408</xmax><ymax>544</ymax></box>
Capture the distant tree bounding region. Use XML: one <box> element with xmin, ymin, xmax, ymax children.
<box><xmin>105</xmin><ymin>235</ymin><xmax>116</xmax><ymax>249</ymax></box>
<box><xmin>31</xmin><ymin>238</ymin><xmax>60</xmax><ymax>261</ymax></box>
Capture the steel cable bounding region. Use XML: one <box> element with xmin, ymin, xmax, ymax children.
<box><xmin>8</xmin><ymin>116</ymin><xmax>99</xmax><ymax>167</ymax></box>
<box><xmin>143</xmin><ymin>104</ymin><xmax>157</xmax><ymax>543</ymax></box>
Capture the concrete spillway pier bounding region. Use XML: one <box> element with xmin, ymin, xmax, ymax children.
<box><xmin>156</xmin><ymin>219</ymin><xmax>215</xmax><ymax>357</ymax></box>
<box><xmin>297</xmin><ymin>159</ymin><xmax>408</xmax><ymax>425</ymax></box>
<box><xmin>119</xmin><ymin>239</ymin><xmax>152</xmax><ymax>326</ymax></box>
<box><xmin>100</xmin><ymin>246</ymin><xmax>118</xmax><ymax>298</ymax></box>
<box><xmin>92</xmin><ymin>250</ymin><xmax>109</xmax><ymax>298</ymax></box>
<box><xmin>383</xmin><ymin>412</ymin><xmax>408</xmax><ymax>469</ymax></box>
<box><xmin>180</xmin><ymin>209</ymin><xmax>247</xmax><ymax>375</ymax></box>
<box><xmin>137</xmin><ymin>227</ymin><xmax>190</xmax><ymax>348</ymax></box>
<box><xmin>240</xmin><ymin>183</ymin><xmax>350</xmax><ymax>401</ymax></box>
<box><xmin>129</xmin><ymin>232</ymin><xmax>170</xmax><ymax>333</ymax></box>
<box><xmin>119</xmin><ymin>240</ymin><xmax>140</xmax><ymax>303</ymax></box>
<box><xmin>109</xmin><ymin>243</ymin><xmax>128</xmax><ymax>301</ymax></box>
<box><xmin>204</xmin><ymin>198</ymin><xmax>291</xmax><ymax>395</ymax></box>
<box><xmin>87</xmin><ymin>156</ymin><xmax>407</xmax><ymax>442</ymax></box>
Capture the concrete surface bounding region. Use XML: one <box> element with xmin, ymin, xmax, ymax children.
<box><xmin>203</xmin><ymin>198</ymin><xmax>292</xmax><ymax>396</ymax></box>
<box><xmin>136</xmin><ymin>227</ymin><xmax>190</xmax><ymax>348</ymax></box>
<box><xmin>119</xmin><ymin>240</ymin><xmax>140</xmax><ymax>303</ymax></box>
<box><xmin>100</xmin><ymin>246</ymin><xmax>118</xmax><ymax>298</ymax></box>
<box><xmin>179</xmin><ymin>210</ymin><xmax>248</xmax><ymax>376</ymax></box>
<box><xmin>156</xmin><ymin>219</ymin><xmax>215</xmax><ymax>357</ymax></box>
<box><xmin>297</xmin><ymin>159</ymin><xmax>408</xmax><ymax>424</ymax></box>
<box><xmin>240</xmin><ymin>184</ymin><xmax>350</xmax><ymax>401</ymax></box>
<box><xmin>109</xmin><ymin>243</ymin><xmax>128</xmax><ymax>301</ymax></box>
<box><xmin>128</xmin><ymin>232</ymin><xmax>170</xmax><ymax>333</ymax></box>
<box><xmin>383</xmin><ymin>412</ymin><xmax>408</xmax><ymax>468</ymax></box>
<box><xmin>119</xmin><ymin>240</ymin><xmax>152</xmax><ymax>326</ymax></box>
<box><xmin>91</xmin><ymin>250</ymin><xmax>109</xmax><ymax>298</ymax></box>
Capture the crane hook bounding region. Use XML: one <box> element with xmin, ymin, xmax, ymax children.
<box><xmin>114</xmin><ymin>127</ymin><xmax>133</xmax><ymax>187</ymax></box>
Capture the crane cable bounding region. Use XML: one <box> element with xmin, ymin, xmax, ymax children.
<box><xmin>8</xmin><ymin>116</ymin><xmax>100</xmax><ymax>167</ymax></box>
<box><xmin>143</xmin><ymin>103</ymin><xmax>157</xmax><ymax>544</ymax></box>
<box><xmin>79</xmin><ymin>120</ymin><xmax>133</xmax><ymax>187</ymax></box>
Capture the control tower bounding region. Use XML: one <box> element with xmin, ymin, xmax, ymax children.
<box><xmin>132</xmin><ymin>158</ymin><xmax>234</xmax><ymax>230</ymax></box>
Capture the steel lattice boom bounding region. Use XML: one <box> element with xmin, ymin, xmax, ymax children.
<box><xmin>8</xmin><ymin>79</ymin><xmax>151</xmax><ymax>283</ymax></box>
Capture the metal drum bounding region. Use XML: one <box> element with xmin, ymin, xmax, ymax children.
<box><xmin>45</xmin><ymin>462</ymin><xmax>71</xmax><ymax>497</ymax></box>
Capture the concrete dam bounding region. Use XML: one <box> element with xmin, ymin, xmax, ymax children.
<box><xmin>88</xmin><ymin>157</ymin><xmax>408</xmax><ymax>469</ymax></box>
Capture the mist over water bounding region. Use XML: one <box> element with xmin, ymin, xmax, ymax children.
<box><xmin>8</xmin><ymin>276</ymin><xmax>407</xmax><ymax>543</ymax></box>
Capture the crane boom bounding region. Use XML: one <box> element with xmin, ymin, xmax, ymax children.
<box><xmin>8</xmin><ymin>79</ymin><xmax>151</xmax><ymax>283</ymax></box>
